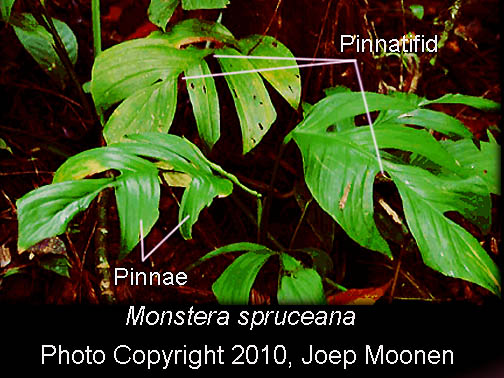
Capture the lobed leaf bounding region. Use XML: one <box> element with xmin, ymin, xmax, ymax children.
<box><xmin>91</xmin><ymin>36</ymin><xmax>209</xmax><ymax>113</ymax></box>
<box><xmin>116</xmin><ymin>172</ymin><xmax>160</xmax><ymax>259</ymax></box>
<box><xmin>389</xmin><ymin>163</ymin><xmax>499</xmax><ymax>296</ymax></box>
<box><xmin>440</xmin><ymin>135</ymin><xmax>500</xmax><ymax>195</ymax></box>
<box><xmin>237</xmin><ymin>35</ymin><xmax>301</xmax><ymax>109</ymax></box>
<box><xmin>290</xmin><ymin>90</ymin><xmax>501</xmax><ymax>296</ymax></box>
<box><xmin>217</xmin><ymin>47</ymin><xmax>277</xmax><ymax>154</ymax></box>
<box><xmin>185</xmin><ymin>59</ymin><xmax>220</xmax><ymax>150</ymax></box>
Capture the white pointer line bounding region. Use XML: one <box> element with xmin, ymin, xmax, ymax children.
<box><xmin>183</xmin><ymin>61</ymin><xmax>351</xmax><ymax>80</ymax></box>
<box><xmin>181</xmin><ymin>54</ymin><xmax>384</xmax><ymax>174</ymax></box>
<box><xmin>139</xmin><ymin>215</ymin><xmax>190</xmax><ymax>262</ymax></box>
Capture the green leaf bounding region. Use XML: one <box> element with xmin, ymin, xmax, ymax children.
<box><xmin>179</xmin><ymin>175</ymin><xmax>233</xmax><ymax>239</ymax></box>
<box><xmin>116</xmin><ymin>172</ymin><xmax>160</xmax><ymax>259</ymax></box>
<box><xmin>159</xmin><ymin>18</ymin><xmax>236</xmax><ymax>48</ymax></box>
<box><xmin>12</xmin><ymin>13</ymin><xmax>77</xmax><ymax>88</ymax></box>
<box><xmin>148</xmin><ymin>0</ymin><xmax>179</xmax><ymax>31</ymax></box>
<box><xmin>103</xmin><ymin>77</ymin><xmax>178</xmax><ymax>144</ymax></box>
<box><xmin>378</xmin><ymin>108</ymin><xmax>473</xmax><ymax>139</ymax></box>
<box><xmin>122</xmin><ymin>133</ymin><xmax>234</xmax><ymax>239</ymax></box>
<box><xmin>441</xmin><ymin>136</ymin><xmax>500</xmax><ymax>195</ymax></box>
<box><xmin>290</xmin><ymin>90</ymin><xmax>500</xmax><ymax>296</ymax></box>
<box><xmin>186</xmin><ymin>59</ymin><xmax>220</xmax><ymax>150</ymax></box>
<box><xmin>286</xmin><ymin>91</ymin><xmax>415</xmax><ymax>142</ymax></box>
<box><xmin>293</xmin><ymin>125</ymin><xmax>463</xmax><ymax>257</ymax></box>
<box><xmin>53</xmin><ymin>146</ymin><xmax>159</xmax><ymax>182</ymax></box>
<box><xmin>294</xmin><ymin>130</ymin><xmax>391</xmax><ymax>256</ymax></box>
<box><xmin>217</xmin><ymin>48</ymin><xmax>277</xmax><ymax>154</ymax></box>
<box><xmin>188</xmin><ymin>242</ymin><xmax>273</xmax><ymax>270</ymax></box>
<box><xmin>0</xmin><ymin>0</ymin><xmax>15</xmax><ymax>21</ymax></box>
<box><xmin>277</xmin><ymin>253</ymin><xmax>326</xmax><ymax>304</ymax></box>
<box><xmin>421</xmin><ymin>94</ymin><xmax>501</xmax><ymax>111</ymax></box>
<box><xmin>388</xmin><ymin>163</ymin><xmax>500</xmax><ymax>296</ymax></box>
<box><xmin>19</xmin><ymin>133</ymin><xmax>235</xmax><ymax>255</ymax></box>
<box><xmin>212</xmin><ymin>249</ymin><xmax>275</xmax><ymax>304</ymax></box>
<box><xmin>38</xmin><ymin>255</ymin><xmax>71</xmax><ymax>278</ymax></box>
<box><xmin>0</xmin><ymin>137</ymin><xmax>13</xmax><ymax>154</ymax></box>
<box><xmin>409</xmin><ymin>5</ymin><xmax>424</xmax><ymax>20</ymax></box>
<box><xmin>181</xmin><ymin>0</ymin><xmax>229</xmax><ymax>10</ymax></box>
<box><xmin>1</xmin><ymin>266</ymin><xmax>28</xmax><ymax>278</ymax></box>
<box><xmin>238</xmin><ymin>35</ymin><xmax>301</xmax><ymax>109</ymax></box>
<box><xmin>91</xmin><ymin>36</ymin><xmax>209</xmax><ymax>113</ymax></box>
<box><xmin>17</xmin><ymin>178</ymin><xmax>114</xmax><ymax>252</ymax></box>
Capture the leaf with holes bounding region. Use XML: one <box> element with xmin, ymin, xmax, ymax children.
<box><xmin>103</xmin><ymin>77</ymin><xmax>178</xmax><ymax>144</ymax></box>
<box><xmin>185</xmin><ymin>59</ymin><xmax>220</xmax><ymax>150</ymax></box>
<box><xmin>91</xmin><ymin>36</ymin><xmax>209</xmax><ymax>114</ymax></box>
<box><xmin>238</xmin><ymin>35</ymin><xmax>301</xmax><ymax>109</ymax></box>
<box><xmin>217</xmin><ymin>48</ymin><xmax>277</xmax><ymax>153</ymax></box>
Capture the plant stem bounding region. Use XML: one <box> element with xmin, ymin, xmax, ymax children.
<box><xmin>430</xmin><ymin>0</ymin><xmax>462</xmax><ymax>66</ymax></box>
<box><xmin>90</xmin><ymin>0</ymin><xmax>115</xmax><ymax>304</ymax></box>
<box><xmin>259</xmin><ymin>141</ymin><xmax>287</xmax><ymax>244</ymax></box>
<box><xmin>196</xmin><ymin>152</ymin><xmax>262</xmax><ymax>199</ymax></box>
<box><xmin>29</xmin><ymin>0</ymin><xmax>95</xmax><ymax>122</ymax></box>
<box><xmin>288</xmin><ymin>198</ymin><xmax>311</xmax><ymax>250</ymax></box>
<box><xmin>94</xmin><ymin>191</ymin><xmax>116</xmax><ymax>304</ymax></box>
<box><xmin>92</xmin><ymin>0</ymin><xmax>102</xmax><ymax>57</ymax></box>
<box><xmin>231</xmin><ymin>196</ymin><xmax>284</xmax><ymax>251</ymax></box>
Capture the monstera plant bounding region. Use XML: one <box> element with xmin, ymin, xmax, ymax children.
<box><xmin>12</xmin><ymin>0</ymin><xmax>501</xmax><ymax>303</ymax></box>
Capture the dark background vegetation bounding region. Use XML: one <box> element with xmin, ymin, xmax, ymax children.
<box><xmin>0</xmin><ymin>0</ymin><xmax>501</xmax><ymax>304</ymax></box>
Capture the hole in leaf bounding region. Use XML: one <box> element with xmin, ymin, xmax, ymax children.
<box><xmin>288</xmin><ymin>85</ymin><xmax>293</xmax><ymax>92</ymax></box>
<box><xmin>258</xmin><ymin>122</ymin><xmax>264</xmax><ymax>130</ymax></box>
<box><xmin>272</xmin><ymin>41</ymin><xmax>278</xmax><ymax>47</ymax></box>
<box><xmin>295</xmin><ymin>74</ymin><xmax>300</xmax><ymax>78</ymax></box>
<box><xmin>326</xmin><ymin>125</ymin><xmax>336</xmax><ymax>132</ymax></box>
<box><xmin>251</xmin><ymin>137</ymin><xmax>257</xmax><ymax>144</ymax></box>
<box><xmin>232</xmin><ymin>89</ymin><xmax>238</xmax><ymax>97</ymax></box>
<box><xmin>259</xmin><ymin>101</ymin><xmax>264</xmax><ymax>105</ymax></box>
<box><xmin>203</xmin><ymin>85</ymin><xmax>207</xmax><ymax>94</ymax></box>
<box><xmin>253</xmin><ymin>95</ymin><xmax>257</xmax><ymax>100</ymax></box>
<box><xmin>190</xmin><ymin>83</ymin><xmax>195</xmax><ymax>89</ymax></box>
